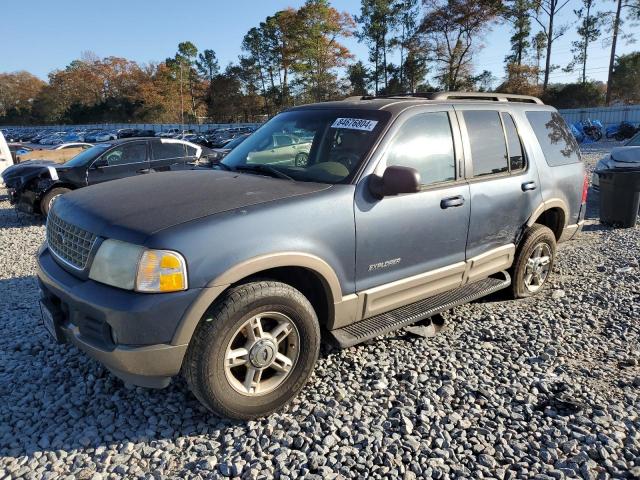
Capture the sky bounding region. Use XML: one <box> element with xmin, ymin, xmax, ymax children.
<box><xmin>2</xmin><ymin>0</ymin><xmax>636</xmax><ymax>87</ymax></box>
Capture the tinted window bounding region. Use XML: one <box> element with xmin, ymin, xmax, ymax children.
<box><xmin>186</xmin><ymin>145</ymin><xmax>198</xmax><ymax>157</ymax></box>
<box><xmin>152</xmin><ymin>141</ymin><xmax>186</xmax><ymax>160</ymax></box>
<box><xmin>385</xmin><ymin>112</ymin><xmax>456</xmax><ymax>185</ymax></box>
<box><xmin>274</xmin><ymin>134</ymin><xmax>294</xmax><ymax>147</ymax></box>
<box><xmin>463</xmin><ymin>110</ymin><xmax>508</xmax><ymax>177</ymax></box>
<box><xmin>526</xmin><ymin>111</ymin><xmax>581</xmax><ymax>166</ymax></box>
<box><xmin>501</xmin><ymin>113</ymin><xmax>525</xmax><ymax>171</ymax></box>
<box><xmin>103</xmin><ymin>143</ymin><xmax>147</xmax><ymax>166</ymax></box>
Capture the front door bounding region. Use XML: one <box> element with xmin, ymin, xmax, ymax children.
<box><xmin>87</xmin><ymin>141</ymin><xmax>150</xmax><ymax>184</ymax></box>
<box><xmin>355</xmin><ymin>109</ymin><xmax>471</xmax><ymax>317</ymax></box>
<box><xmin>456</xmin><ymin>108</ymin><xmax>543</xmax><ymax>260</ymax></box>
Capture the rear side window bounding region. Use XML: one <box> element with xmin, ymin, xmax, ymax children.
<box><xmin>463</xmin><ymin>111</ymin><xmax>508</xmax><ymax>177</ymax></box>
<box><xmin>385</xmin><ymin>112</ymin><xmax>456</xmax><ymax>186</ymax></box>
<box><xmin>152</xmin><ymin>141</ymin><xmax>186</xmax><ymax>160</ymax></box>
<box><xmin>186</xmin><ymin>145</ymin><xmax>198</xmax><ymax>157</ymax></box>
<box><xmin>501</xmin><ymin>113</ymin><xmax>525</xmax><ymax>171</ymax></box>
<box><xmin>526</xmin><ymin>111</ymin><xmax>581</xmax><ymax>166</ymax></box>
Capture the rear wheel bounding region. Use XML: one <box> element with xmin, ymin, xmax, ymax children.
<box><xmin>41</xmin><ymin>187</ymin><xmax>70</xmax><ymax>217</ymax></box>
<box><xmin>510</xmin><ymin>224</ymin><xmax>557</xmax><ymax>299</ymax></box>
<box><xmin>184</xmin><ymin>281</ymin><xmax>320</xmax><ymax>419</ymax></box>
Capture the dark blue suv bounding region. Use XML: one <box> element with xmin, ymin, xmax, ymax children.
<box><xmin>36</xmin><ymin>92</ymin><xmax>587</xmax><ymax>419</ymax></box>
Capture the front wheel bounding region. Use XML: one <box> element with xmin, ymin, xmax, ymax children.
<box><xmin>41</xmin><ymin>187</ymin><xmax>71</xmax><ymax>216</ymax></box>
<box><xmin>510</xmin><ymin>224</ymin><xmax>557</xmax><ymax>299</ymax></box>
<box><xmin>184</xmin><ymin>281</ymin><xmax>320</xmax><ymax>419</ymax></box>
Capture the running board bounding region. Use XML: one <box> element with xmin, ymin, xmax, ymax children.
<box><xmin>330</xmin><ymin>272</ymin><xmax>511</xmax><ymax>348</ymax></box>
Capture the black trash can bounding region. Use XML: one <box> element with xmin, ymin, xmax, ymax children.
<box><xmin>598</xmin><ymin>169</ymin><xmax>640</xmax><ymax>228</ymax></box>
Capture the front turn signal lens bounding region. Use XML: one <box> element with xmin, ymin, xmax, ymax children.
<box><xmin>136</xmin><ymin>250</ymin><xmax>188</xmax><ymax>292</ymax></box>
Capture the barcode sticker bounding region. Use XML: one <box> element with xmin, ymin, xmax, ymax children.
<box><xmin>331</xmin><ymin>118</ymin><xmax>378</xmax><ymax>131</ymax></box>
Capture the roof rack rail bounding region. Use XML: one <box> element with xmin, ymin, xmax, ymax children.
<box><xmin>345</xmin><ymin>91</ymin><xmax>544</xmax><ymax>105</ymax></box>
<box><xmin>429</xmin><ymin>91</ymin><xmax>544</xmax><ymax>104</ymax></box>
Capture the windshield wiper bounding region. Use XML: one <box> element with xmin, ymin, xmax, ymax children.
<box><xmin>234</xmin><ymin>164</ymin><xmax>294</xmax><ymax>181</ymax></box>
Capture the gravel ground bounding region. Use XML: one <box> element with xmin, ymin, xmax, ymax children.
<box><xmin>1</xmin><ymin>140</ymin><xmax>639</xmax><ymax>479</ymax></box>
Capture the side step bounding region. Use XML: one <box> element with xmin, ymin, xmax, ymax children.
<box><xmin>330</xmin><ymin>272</ymin><xmax>511</xmax><ymax>348</ymax></box>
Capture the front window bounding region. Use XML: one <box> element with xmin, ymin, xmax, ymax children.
<box><xmin>103</xmin><ymin>143</ymin><xmax>147</xmax><ymax>166</ymax></box>
<box><xmin>384</xmin><ymin>112</ymin><xmax>456</xmax><ymax>186</ymax></box>
<box><xmin>222</xmin><ymin>109</ymin><xmax>390</xmax><ymax>184</ymax></box>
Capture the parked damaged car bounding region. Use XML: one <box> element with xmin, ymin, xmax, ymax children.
<box><xmin>2</xmin><ymin>138</ymin><xmax>204</xmax><ymax>216</ymax></box>
<box><xmin>196</xmin><ymin>133</ymin><xmax>250</xmax><ymax>168</ymax></box>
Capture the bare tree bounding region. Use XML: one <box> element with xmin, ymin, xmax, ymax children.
<box><xmin>419</xmin><ymin>0</ymin><xmax>502</xmax><ymax>91</ymax></box>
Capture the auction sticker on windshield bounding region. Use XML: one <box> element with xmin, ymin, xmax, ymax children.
<box><xmin>331</xmin><ymin>118</ymin><xmax>378</xmax><ymax>131</ymax></box>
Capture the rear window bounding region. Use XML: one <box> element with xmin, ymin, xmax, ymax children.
<box><xmin>526</xmin><ymin>111</ymin><xmax>581</xmax><ymax>166</ymax></box>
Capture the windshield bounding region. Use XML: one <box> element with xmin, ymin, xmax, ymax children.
<box><xmin>626</xmin><ymin>133</ymin><xmax>640</xmax><ymax>146</ymax></box>
<box><xmin>222</xmin><ymin>109</ymin><xmax>390</xmax><ymax>184</ymax></box>
<box><xmin>64</xmin><ymin>144</ymin><xmax>111</xmax><ymax>167</ymax></box>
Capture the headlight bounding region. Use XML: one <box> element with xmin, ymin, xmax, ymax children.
<box><xmin>88</xmin><ymin>239</ymin><xmax>188</xmax><ymax>292</ymax></box>
<box><xmin>136</xmin><ymin>249</ymin><xmax>188</xmax><ymax>292</ymax></box>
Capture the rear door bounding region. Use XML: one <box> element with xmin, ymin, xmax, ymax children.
<box><xmin>87</xmin><ymin>141</ymin><xmax>150</xmax><ymax>184</ymax></box>
<box><xmin>456</xmin><ymin>107</ymin><xmax>543</xmax><ymax>264</ymax></box>
<box><xmin>150</xmin><ymin>139</ymin><xmax>190</xmax><ymax>171</ymax></box>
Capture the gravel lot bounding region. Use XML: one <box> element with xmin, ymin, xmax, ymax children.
<box><xmin>1</xmin><ymin>140</ymin><xmax>639</xmax><ymax>479</ymax></box>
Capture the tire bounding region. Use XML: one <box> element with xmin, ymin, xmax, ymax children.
<box><xmin>510</xmin><ymin>224</ymin><xmax>557</xmax><ymax>299</ymax></box>
<box><xmin>184</xmin><ymin>280</ymin><xmax>320</xmax><ymax>419</ymax></box>
<box><xmin>41</xmin><ymin>187</ymin><xmax>71</xmax><ymax>216</ymax></box>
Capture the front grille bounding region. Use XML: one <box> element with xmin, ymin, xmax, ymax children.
<box><xmin>46</xmin><ymin>210</ymin><xmax>96</xmax><ymax>270</ymax></box>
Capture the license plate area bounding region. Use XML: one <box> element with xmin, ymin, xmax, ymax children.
<box><xmin>40</xmin><ymin>299</ymin><xmax>63</xmax><ymax>343</ymax></box>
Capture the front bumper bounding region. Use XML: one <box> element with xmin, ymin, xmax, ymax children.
<box><xmin>7</xmin><ymin>187</ymin><xmax>40</xmax><ymax>213</ymax></box>
<box><xmin>37</xmin><ymin>246</ymin><xmax>202</xmax><ymax>388</ymax></box>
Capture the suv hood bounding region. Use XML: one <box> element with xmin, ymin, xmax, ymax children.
<box><xmin>54</xmin><ymin>170</ymin><xmax>331</xmax><ymax>242</ymax></box>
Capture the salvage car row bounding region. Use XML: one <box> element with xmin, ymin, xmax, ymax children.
<box><xmin>1</xmin><ymin>125</ymin><xmax>257</xmax><ymax>149</ymax></box>
<box><xmin>0</xmin><ymin>127</ymin><xmax>320</xmax><ymax>216</ymax></box>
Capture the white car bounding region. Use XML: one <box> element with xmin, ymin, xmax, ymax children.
<box><xmin>54</xmin><ymin>142</ymin><xmax>93</xmax><ymax>150</ymax></box>
<box><xmin>94</xmin><ymin>132</ymin><xmax>118</xmax><ymax>142</ymax></box>
<box><xmin>0</xmin><ymin>131</ymin><xmax>13</xmax><ymax>179</ymax></box>
<box><xmin>592</xmin><ymin>133</ymin><xmax>640</xmax><ymax>188</ymax></box>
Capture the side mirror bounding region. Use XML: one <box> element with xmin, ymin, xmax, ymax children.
<box><xmin>369</xmin><ymin>166</ymin><xmax>421</xmax><ymax>199</ymax></box>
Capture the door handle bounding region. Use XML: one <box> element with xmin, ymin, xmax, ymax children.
<box><xmin>137</xmin><ymin>168</ymin><xmax>151</xmax><ymax>174</ymax></box>
<box><xmin>522</xmin><ymin>181</ymin><xmax>537</xmax><ymax>191</ymax></box>
<box><xmin>440</xmin><ymin>195</ymin><xmax>465</xmax><ymax>209</ymax></box>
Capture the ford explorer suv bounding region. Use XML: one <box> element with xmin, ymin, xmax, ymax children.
<box><xmin>36</xmin><ymin>92</ymin><xmax>587</xmax><ymax>419</ymax></box>
<box><xmin>3</xmin><ymin>138</ymin><xmax>203</xmax><ymax>216</ymax></box>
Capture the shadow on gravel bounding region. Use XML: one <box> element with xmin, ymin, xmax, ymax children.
<box><xmin>0</xmin><ymin>207</ymin><xmax>43</xmax><ymax>228</ymax></box>
<box><xmin>0</xmin><ymin>274</ymin><xmax>250</xmax><ymax>458</ymax></box>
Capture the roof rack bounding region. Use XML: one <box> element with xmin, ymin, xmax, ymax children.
<box><xmin>429</xmin><ymin>91</ymin><xmax>544</xmax><ymax>104</ymax></box>
<box><xmin>347</xmin><ymin>91</ymin><xmax>544</xmax><ymax>105</ymax></box>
